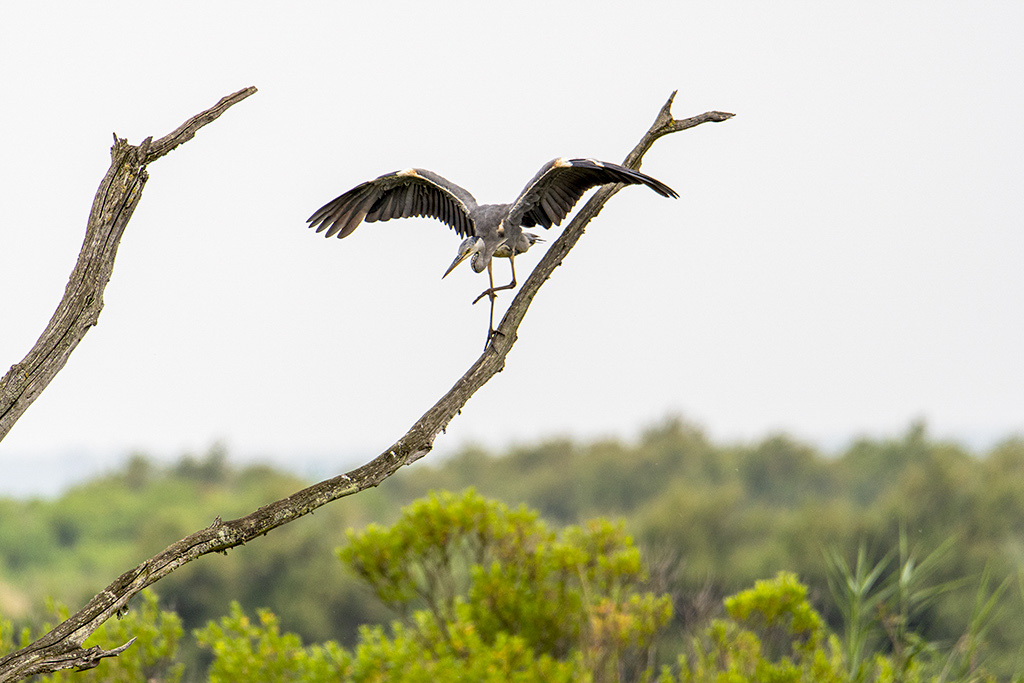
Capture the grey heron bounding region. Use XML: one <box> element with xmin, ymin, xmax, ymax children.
<box><xmin>307</xmin><ymin>157</ymin><xmax>678</xmax><ymax>343</ymax></box>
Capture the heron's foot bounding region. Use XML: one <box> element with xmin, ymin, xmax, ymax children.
<box><xmin>484</xmin><ymin>326</ymin><xmax>505</xmax><ymax>350</ymax></box>
<box><xmin>473</xmin><ymin>288</ymin><xmax>498</xmax><ymax>306</ymax></box>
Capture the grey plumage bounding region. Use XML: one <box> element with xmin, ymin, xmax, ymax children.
<box><xmin>307</xmin><ymin>157</ymin><xmax>678</xmax><ymax>343</ymax></box>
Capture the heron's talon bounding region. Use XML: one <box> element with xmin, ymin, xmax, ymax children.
<box><xmin>473</xmin><ymin>289</ymin><xmax>497</xmax><ymax>305</ymax></box>
<box><xmin>484</xmin><ymin>327</ymin><xmax>504</xmax><ymax>350</ymax></box>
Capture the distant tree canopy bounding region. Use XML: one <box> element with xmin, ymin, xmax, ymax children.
<box><xmin>3</xmin><ymin>487</ymin><xmax>1016</xmax><ymax>682</ymax></box>
<box><xmin>1</xmin><ymin>419</ymin><xmax>1022</xmax><ymax>678</ymax></box>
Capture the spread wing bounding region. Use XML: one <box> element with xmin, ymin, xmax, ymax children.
<box><xmin>508</xmin><ymin>158</ymin><xmax>678</xmax><ymax>229</ymax></box>
<box><xmin>307</xmin><ymin>168</ymin><xmax>478</xmax><ymax>239</ymax></box>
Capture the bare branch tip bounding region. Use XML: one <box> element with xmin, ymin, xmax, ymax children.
<box><xmin>657</xmin><ymin>92</ymin><xmax>677</xmax><ymax>121</ymax></box>
<box><xmin>220</xmin><ymin>86</ymin><xmax>258</xmax><ymax>107</ymax></box>
<box><xmin>87</xmin><ymin>637</ymin><xmax>135</xmax><ymax>661</ymax></box>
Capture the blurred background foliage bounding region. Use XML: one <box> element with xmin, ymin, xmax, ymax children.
<box><xmin>1</xmin><ymin>417</ymin><xmax>1023</xmax><ymax>680</ymax></box>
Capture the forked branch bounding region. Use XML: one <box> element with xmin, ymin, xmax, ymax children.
<box><xmin>0</xmin><ymin>87</ymin><xmax>257</xmax><ymax>444</ymax></box>
<box><xmin>0</xmin><ymin>92</ymin><xmax>731</xmax><ymax>682</ymax></box>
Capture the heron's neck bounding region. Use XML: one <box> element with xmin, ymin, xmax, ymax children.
<box><xmin>470</xmin><ymin>251</ymin><xmax>488</xmax><ymax>273</ymax></box>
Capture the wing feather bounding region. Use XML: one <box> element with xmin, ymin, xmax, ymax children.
<box><xmin>539</xmin><ymin>194</ymin><xmax>558</xmax><ymax>225</ymax></box>
<box><xmin>508</xmin><ymin>158</ymin><xmax>678</xmax><ymax>230</ymax></box>
<box><xmin>371</xmin><ymin>191</ymin><xmax>397</xmax><ymax>222</ymax></box>
<box><xmin>312</xmin><ymin>184</ymin><xmax>377</xmax><ymax>239</ymax></box>
<box><xmin>307</xmin><ymin>169</ymin><xmax>478</xmax><ymax>239</ymax></box>
<box><xmin>335</xmin><ymin>191</ymin><xmax>380</xmax><ymax>239</ymax></box>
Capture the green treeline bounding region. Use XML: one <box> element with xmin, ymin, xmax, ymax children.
<box><xmin>1</xmin><ymin>418</ymin><xmax>1023</xmax><ymax>679</ymax></box>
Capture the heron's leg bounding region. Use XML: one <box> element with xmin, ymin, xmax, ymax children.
<box><xmin>484</xmin><ymin>262</ymin><xmax>499</xmax><ymax>347</ymax></box>
<box><xmin>472</xmin><ymin>252</ymin><xmax>518</xmax><ymax>305</ymax></box>
<box><xmin>504</xmin><ymin>249</ymin><xmax>518</xmax><ymax>291</ymax></box>
<box><xmin>494</xmin><ymin>250</ymin><xmax>518</xmax><ymax>293</ymax></box>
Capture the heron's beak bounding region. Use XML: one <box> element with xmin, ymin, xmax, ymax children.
<box><xmin>442</xmin><ymin>251</ymin><xmax>471</xmax><ymax>279</ymax></box>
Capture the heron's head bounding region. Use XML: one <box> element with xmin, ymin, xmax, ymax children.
<box><xmin>442</xmin><ymin>237</ymin><xmax>486</xmax><ymax>278</ymax></box>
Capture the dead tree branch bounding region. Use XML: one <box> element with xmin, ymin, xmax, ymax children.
<box><xmin>0</xmin><ymin>92</ymin><xmax>731</xmax><ymax>682</ymax></box>
<box><xmin>0</xmin><ymin>87</ymin><xmax>257</xmax><ymax>444</ymax></box>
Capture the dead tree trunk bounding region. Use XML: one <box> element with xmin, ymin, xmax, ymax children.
<box><xmin>0</xmin><ymin>87</ymin><xmax>257</xmax><ymax>443</ymax></box>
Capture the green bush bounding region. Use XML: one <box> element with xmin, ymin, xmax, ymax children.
<box><xmin>26</xmin><ymin>591</ymin><xmax>183</xmax><ymax>683</ymax></box>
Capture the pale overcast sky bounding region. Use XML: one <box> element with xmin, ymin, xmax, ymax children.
<box><xmin>2</xmin><ymin>2</ymin><xmax>1022</xmax><ymax>494</ymax></box>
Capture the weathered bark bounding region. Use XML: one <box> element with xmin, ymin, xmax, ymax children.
<box><xmin>0</xmin><ymin>91</ymin><xmax>731</xmax><ymax>682</ymax></box>
<box><xmin>0</xmin><ymin>86</ymin><xmax>257</xmax><ymax>443</ymax></box>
